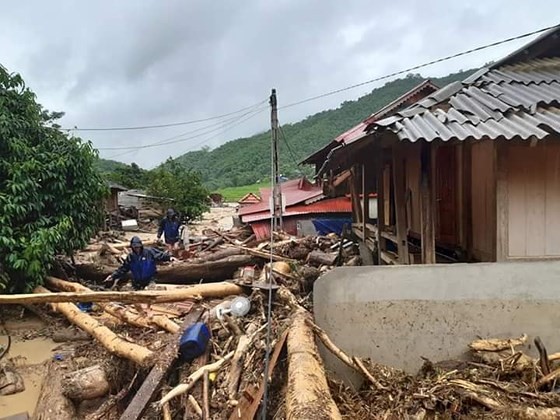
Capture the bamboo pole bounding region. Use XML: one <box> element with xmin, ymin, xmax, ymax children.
<box><xmin>34</xmin><ymin>286</ymin><xmax>154</xmax><ymax>366</ymax></box>
<box><xmin>1</xmin><ymin>282</ymin><xmax>244</xmax><ymax>305</ymax></box>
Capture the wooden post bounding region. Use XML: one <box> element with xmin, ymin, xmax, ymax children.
<box><xmin>496</xmin><ymin>142</ymin><xmax>508</xmax><ymax>261</ymax></box>
<box><xmin>362</xmin><ymin>163</ymin><xmax>369</xmax><ymax>236</ymax></box>
<box><xmin>420</xmin><ymin>142</ymin><xmax>436</xmax><ymax>264</ymax></box>
<box><xmin>348</xmin><ymin>166</ymin><xmax>362</xmax><ymax>223</ymax></box>
<box><xmin>376</xmin><ymin>149</ymin><xmax>385</xmax><ymax>264</ymax></box>
<box><xmin>462</xmin><ymin>142</ymin><xmax>473</xmax><ymax>260</ymax></box>
<box><xmin>392</xmin><ymin>145</ymin><xmax>409</xmax><ymax>264</ymax></box>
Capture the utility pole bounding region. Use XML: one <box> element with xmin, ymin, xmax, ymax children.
<box><xmin>270</xmin><ymin>89</ymin><xmax>283</xmax><ymax>231</ymax></box>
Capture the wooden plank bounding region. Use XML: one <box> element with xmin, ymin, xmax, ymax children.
<box><xmin>383</xmin><ymin>165</ymin><xmax>391</xmax><ymax>227</ymax></box>
<box><xmin>119</xmin><ymin>308</ymin><xmax>204</xmax><ymax>420</ymax></box>
<box><xmin>362</xmin><ymin>163</ymin><xmax>369</xmax><ymax>236</ymax></box>
<box><xmin>348</xmin><ymin>165</ymin><xmax>363</xmax><ymax>223</ymax></box>
<box><xmin>392</xmin><ymin>145</ymin><xmax>409</xmax><ymax>264</ymax></box>
<box><xmin>525</xmin><ymin>145</ymin><xmax>546</xmax><ymax>257</ymax></box>
<box><xmin>230</xmin><ymin>329</ymin><xmax>289</xmax><ymax>420</ymax></box>
<box><xmin>495</xmin><ymin>142</ymin><xmax>509</xmax><ymax>261</ymax></box>
<box><xmin>420</xmin><ymin>142</ymin><xmax>436</xmax><ymax>264</ymax></box>
<box><xmin>380</xmin><ymin>251</ymin><xmax>398</xmax><ymax>265</ymax></box>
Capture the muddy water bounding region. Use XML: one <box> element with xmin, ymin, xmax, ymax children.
<box><xmin>0</xmin><ymin>316</ymin><xmax>57</xmax><ymax>417</ymax></box>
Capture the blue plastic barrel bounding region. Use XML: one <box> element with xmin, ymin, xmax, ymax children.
<box><xmin>179</xmin><ymin>322</ymin><xmax>210</xmax><ymax>362</ymax></box>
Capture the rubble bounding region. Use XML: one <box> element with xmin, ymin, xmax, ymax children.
<box><xmin>3</xmin><ymin>225</ymin><xmax>560</xmax><ymax>419</ymax></box>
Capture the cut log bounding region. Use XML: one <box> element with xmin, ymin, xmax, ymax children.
<box><xmin>286</xmin><ymin>309</ymin><xmax>342</xmax><ymax>420</ymax></box>
<box><xmin>306</xmin><ymin>250</ymin><xmax>338</xmax><ymax>267</ymax></box>
<box><xmin>34</xmin><ymin>286</ymin><xmax>153</xmax><ymax>366</ymax></box>
<box><xmin>46</xmin><ymin>277</ymin><xmax>179</xmax><ymax>333</ymax></box>
<box><xmin>2</xmin><ymin>282</ymin><xmax>244</xmax><ymax>305</ymax></box>
<box><xmin>32</xmin><ymin>361</ymin><xmax>77</xmax><ymax>420</ymax></box>
<box><xmin>83</xmin><ymin>240</ymin><xmax>157</xmax><ymax>252</ymax></box>
<box><xmin>193</xmin><ymin>248</ymin><xmax>243</xmax><ymax>262</ymax></box>
<box><xmin>75</xmin><ymin>255</ymin><xmax>255</xmax><ymax>284</ymax></box>
<box><xmin>63</xmin><ymin>365</ymin><xmax>110</xmax><ymax>400</ymax></box>
<box><xmin>235</xmin><ymin>246</ymin><xmax>296</xmax><ymax>263</ymax></box>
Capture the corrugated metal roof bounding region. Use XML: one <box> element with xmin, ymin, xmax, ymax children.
<box><xmin>238</xmin><ymin>177</ymin><xmax>323</xmax><ymax>216</ymax></box>
<box><xmin>300</xmin><ymin>80</ymin><xmax>438</xmax><ymax>164</ymax></box>
<box><xmin>240</xmin><ymin>197</ymin><xmax>351</xmax><ymax>223</ymax></box>
<box><xmin>370</xmin><ymin>56</ymin><xmax>560</xmax><ymax>143</ymax></box>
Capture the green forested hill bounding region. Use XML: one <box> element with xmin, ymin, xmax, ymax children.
<box><xmin>174</xmin><ymin>70</ymin><xmax>477</xmax><ymax>190</ymax></box>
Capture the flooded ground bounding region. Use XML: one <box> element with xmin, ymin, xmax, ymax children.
<box><xmin>0</xmin><ymin>315</ymin><xmax>57</xmax><ymax>418</ymax></box>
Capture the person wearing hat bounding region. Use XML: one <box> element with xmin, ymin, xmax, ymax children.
<box><xmin>157</xmin><ymin>208</ymin><xmax>181</xmax><ymax>252</ymax></box>
<box><xmin>104</xmin><ymin>236</ymin><xmax>176</xmax><ymax>314</ymax></box>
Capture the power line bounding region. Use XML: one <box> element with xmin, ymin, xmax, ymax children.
<box><xmin>280</xmin><ymin>23</ymin><xmax>560</xmax><ymax>110</ymax></box>
<box><xmin>63</xmin><ymin>99</ymin><xmax>267</xmax><ymax>132</ymax></box>
<box><xmin>97</xmin><ymin>104</ymin><xmax>268</xmax><ymax>150</ymax></box>
<box><xmin>279</xmin><ymin>125</ymin><xmax>304</xmax><ymax>173</ymax></box>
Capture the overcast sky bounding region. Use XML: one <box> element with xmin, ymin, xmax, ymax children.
<box><xmin>1</xmin><ymin>1</ymin><xmax>557</xmax><ymax>168</ymax></box>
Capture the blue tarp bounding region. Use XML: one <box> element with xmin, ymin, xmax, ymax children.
<box><xmin>311</xmin><ymin>218</ymin><xmax>352</xmax><ymax>236</ymax></box>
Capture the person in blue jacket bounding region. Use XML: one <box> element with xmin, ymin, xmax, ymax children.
<box><xmin>157</xmin><ymin>208</ymin><xmax>181</xmax><ymax>251</ymax></box>
<box><xmin>104</xmin><ymin>236</ymin><xmax>176</xmax><ymax>290</ymax></box>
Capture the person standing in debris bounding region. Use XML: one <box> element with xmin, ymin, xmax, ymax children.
<box><xmin>104</xmin><ymin>236</ymin><xmax>176</xmax><ymax>314</ymax></box>
<box><xmin>157</xmin><ymin>208</ymin><xmax>181</xmax><ymax>252</ymax></box>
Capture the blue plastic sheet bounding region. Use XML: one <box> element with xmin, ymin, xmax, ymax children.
<box><xmin>311</xmin><ymin>218</ymin><xmax>352</xmax><ymax>236</ymax></box>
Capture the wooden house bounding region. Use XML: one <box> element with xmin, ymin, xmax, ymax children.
<box><xmin>313</xmin><ymin>27</ymin><xmax>560</xmax><ymax>265</ymax></box>
<box><xmin>105</xmin><ymin>182</ymin><xmax>127</xmax><ymax>212</ymax></box>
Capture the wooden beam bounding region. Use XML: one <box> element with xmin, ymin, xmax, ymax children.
<box><xmin>348</xmin><ymin>165</ymin><xmax>362</xmax><ymax>223</ymax></box>
<box><xmin>375</xmin><ymin>148</ymin><xmax>385</xmax><ymax>264</ymax></box>
<box><xmin>361</xmin><ymin>164</ymin><xmax>370</xmax><ymax>232</ymax></box>
<box><xmin>420</xmin><ymin>142</ymin><xmax>436</xmax><ymax>264</ymax></box>
<box><xmin>119</xmin><ymin>308</ymin><xmax>204</xmax><ymax>420</ymax></box>
<box><xmin>496</xmin><ymin>142</ymin><xmax>509</xmax><ymax>261</ymax></box>
<box><xmin>392</xmin><ymin>145</ymin><xmax>409</xmax><ymax>264</ymax></box>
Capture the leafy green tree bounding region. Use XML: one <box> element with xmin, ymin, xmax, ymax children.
<box><xmin>104</xmin><ymin>162</ymin><xmax>148</xmax><ymax>189</ymax></box>
<box><xmin>147</xmin><ymin>159</ymin><xmax>209</xmax><ymax>222</ymax></box>
<box><xmin>0</xmin><ymin>66</ymin><xmax>106</xmax><ymax>292</ymax></box>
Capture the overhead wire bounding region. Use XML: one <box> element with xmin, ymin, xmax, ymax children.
<box><xmin>62</xmin><ymin>99</ymin><xmax>268</xmax><ymax>131</ymax></box>
<box><xmin>97</xmin><ymin>103</ymin><xmax>269</xmax><ymax>151</ymax></box>
<box><xmin>279</xmin><ymin>23</ymin><xmax>560</xmax><ymax>110</ymax></box>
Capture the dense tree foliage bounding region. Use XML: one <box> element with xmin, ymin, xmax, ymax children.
<box><xmin>0</xmin><ymin>66</ymin><xmax>106</xmax><ymax>292</ymax></box>
<box><xmin>174</xmin><ymin>70</ymin><xmax>477</xmax><ymax>190</ymax></box>
<box><xmin>99</xmin><ymin>160</ymin><xmax>148</xmax><ymax>189</ymax></box>
<box><xmin>147</xmin><ymin>159</ymin><xmax>209</xmax><ymax>222</ymax></box>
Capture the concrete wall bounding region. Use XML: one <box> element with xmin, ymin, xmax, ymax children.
<box><xmin>314</xmin><ymin>261</ymin><xmax>560</xmax><ymax>383</ymax></box>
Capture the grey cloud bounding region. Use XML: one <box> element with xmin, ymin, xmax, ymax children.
<box><xmin>0</xmin><ymin>0</ymin><xmax>557</xmax><ymax>167</ymax></box>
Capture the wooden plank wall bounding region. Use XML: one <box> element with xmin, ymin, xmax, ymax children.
<box><xmin>506</xmin><ymin>141</ymin><xmax>560</xmax><ymax>258</ymax></box>
<box><xmin>404</xmin><ymin>144</ymin><xmax>421</xmax><ymax>235</ymax></box>
<box><xmin>471</xmin><ymin>140</ymin><xmax>496</xmax><ymax>261</ymax></box>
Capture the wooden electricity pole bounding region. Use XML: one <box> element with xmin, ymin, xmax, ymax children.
<box><xmin>270</xmin><ymin>89</ymin><xmax>283</xmax><ymax>231</ymax></box>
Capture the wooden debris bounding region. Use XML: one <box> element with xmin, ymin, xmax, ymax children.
<box><xmin>63</xmin><ymin>365</ymin><xmax>110</xmax><ymax>400</ymax></box>
<box><xmin>227</xmin><ymin>322</ymin><xmax>259</xmax><ymax>399</ymax></box>
<box><xmin>469</xmin><ymin>334</ymin><xmax>528</xmax><ymax>352</ymax></box>
<box><xmin>160</xmin><ymin>352</ymin><xmax>235</xmax><ymax>405</ymax></box>
<box><xmin>34</xmin><ymin>286</ymin><xmax>154</xmax><ymax>366</ymax></box>
<box><xmin>286</xmin><ymin>309</ymin><xmax>342</xmax><ymax>420</ymax></box>
<box><xmin>119</xmin><ymin>308</ymin><xmax>203</xmax><ymax>420</ymax></box>
<box><xmin>188</xmin><ymin>395</ymin><xmax>203</xmax><ymax>418</ymax></box>
<box><xmin>306</xmin><ymin>250</ymin><xmax>338</xmax><ymax>267</ymax></box>
<box><xmin>202</xmin><ymin>370</ymin><xmax>210</xmax><ymax>419</ymax></box>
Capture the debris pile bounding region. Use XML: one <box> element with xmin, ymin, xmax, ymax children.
<box><xmin>3</xmin><ymin>227</ymin><xmax>560</xmax><ymax>419</ymax></box>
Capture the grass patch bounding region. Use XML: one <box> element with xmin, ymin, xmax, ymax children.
<box><xmin>216</xmin><ymin>182</ymin><xmax>270</xmax><ymax>202</ymax></box>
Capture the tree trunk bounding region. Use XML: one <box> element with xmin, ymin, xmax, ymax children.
<box><xmin>286</xmin><ymin>309</ymin><xmax>341</xmax><ymax>420</ymax></box>
<box><xmin>33</xmin><ymin>361</ymin><xmax>77</xmax><ymax>420</ymax></box>
<box><xmin>46</xmin><ymin>277</ymin><xmax>179</xmax><ymax>333</ymax></box>
<box><xmin>306</xmin><ymin>250</ymin><xmax>338</xmax><ymax>267</ymax></box>
<box><xmin>34</xmin><ymin>286</ymin><xmax>154</xmax><ymax>366</ymax></box>
<box><xmin>1</xmin><ymin>282</ymin><xmax>244</xmax><ymax>305</ymax></box>
<box><xmin>63</xmin><ymin>365</ymin><xmax>110</xmax><ymax>400</ymax></box>
<box><xmin>75</xmin><ymin>255</ymin><xmax>255</xmax><ymax>283</ymax></box>
<box><xmin>83</xmin><ymin>240</ymin><xmax>157</xmax><ymax>252</ymax></box>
